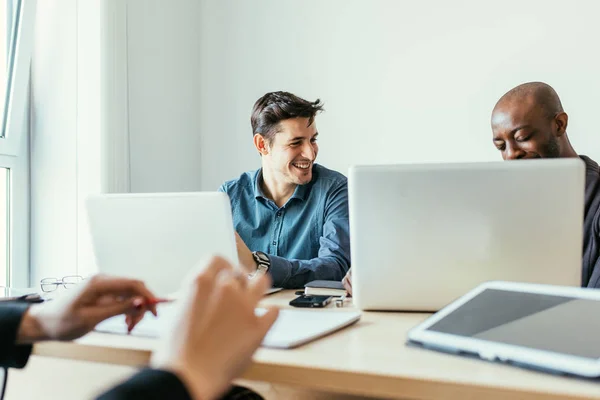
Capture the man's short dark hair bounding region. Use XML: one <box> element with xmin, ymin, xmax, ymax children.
<box><xmin>251</xmin><ymin>91</ymin><xmax>324</xmax><ymax>144</ymax></box>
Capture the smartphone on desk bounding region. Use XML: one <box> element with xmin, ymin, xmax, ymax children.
<box><xmin>289</xmin><ymin>294</ymin><xmax>333</xmax><ymax>308</ymax></box>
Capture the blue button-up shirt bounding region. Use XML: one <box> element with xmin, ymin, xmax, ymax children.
<box><xmin>219</xmin><ymin>164</ymin><xmax>351</xmax><ymax>288</ymax></box>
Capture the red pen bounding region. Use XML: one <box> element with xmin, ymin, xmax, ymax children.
<box><xmin>133</xmin><ymin>297</ymin><xmax>173</xmax><ymax>310</ymax></box>
<box><xmin>128</xmin><ymin>298</ymin><xmax>173</xmax><ymax>334</ymax></box>
<box><xmin>146</xmin><ymin>298</ymin><xmax>172</xmax><ymax>306</ymax></box>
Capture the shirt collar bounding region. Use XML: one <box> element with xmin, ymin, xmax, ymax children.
<box><xmin>581</xmin><ymin>155</ymin><xmax>600</xmax><ymax>176</ymax></box>
<box><xmin>290</xmin><ymin>181</ymin><xmax>309</xmax><ymax>201</ymax></box>
<box><xmin>253</xmin><ymin>168</ymin><xmax>312</xmax><ymax>202</ymax></box>
<box><xmin>253</xmin><ymin>169</ymin><xmax>267</xmax><ymax>200</ymax></box>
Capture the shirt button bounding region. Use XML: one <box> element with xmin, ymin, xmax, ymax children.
<box><xmin>272</xmin><ymin>241</ymin><xmax>277</xmax><ymax>246</ymax></box>
<box><xmin>276</xmin><ymin>211</ymin><xmax>282</xmax><ymax>217</ymax></box>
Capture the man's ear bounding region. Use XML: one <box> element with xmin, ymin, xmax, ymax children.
<box><xmin>253</xmin><ymin>134</ymin><xmax>269</xmax><ymax>156</ymax></box>
<box><xmin>554</xmin><ymin>112</ymin><xmax>569</xmax><ymax>137</ymax></box>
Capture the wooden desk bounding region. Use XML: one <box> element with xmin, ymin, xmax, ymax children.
<box><xmin>33</xmin><ymin>290</ymin><xmax>600</xmax><ymax>400</ymax></box>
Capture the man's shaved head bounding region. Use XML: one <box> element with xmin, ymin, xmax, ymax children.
<box><xmin>491</xmin><ymin>82</ymin><xmax>576</xmax><ymax>160</ymax></box>
<box><xmin>493</xmin><ymin>82</ymin><xmax>564</xmax><ymax>120</ymax></box>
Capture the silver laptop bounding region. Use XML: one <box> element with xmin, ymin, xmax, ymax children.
<box><xmin>86</xmin><ymin>192</ymin><xmax>239</xmax><ymax>297</ymax></box>
<box><xmin>349</xmin><ymin>159</ymin><xmax>585</xmax><ymax>311</ymax></box>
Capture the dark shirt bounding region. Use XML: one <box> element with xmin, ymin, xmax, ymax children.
<box><xmin>97</xmin><ymin>369</ymin><xmax>192</xmax><ymax>400</ymax></box>
<box><xmin>0</xmin><ymin>302</ymin><xmax>32</xmax><ymax>369</ymax></box>
<box><xmin>581</xmin><ymin>155</ymin><xmax>600</xmax><ymax>288</ymax></box>
<box><xmin>0</xmin><ymin>302</ymin><xmax>192</xmax><ymax>400</ymax></box>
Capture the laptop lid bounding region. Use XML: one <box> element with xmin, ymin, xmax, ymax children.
<box><xmin>86</xmin><ymin>192</ymin><xmax>238</xmax><ymax>296</ymax></box>
<box><xmin>349</xmin><ymin>159</ymin><xmax>585</xmax><ymax>311</ymax></box>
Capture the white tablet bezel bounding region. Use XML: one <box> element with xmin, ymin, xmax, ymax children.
<box><xmin>407</xmin><ymin>281</ymin><xmax>600</xmax><ymax>377</ymax></box>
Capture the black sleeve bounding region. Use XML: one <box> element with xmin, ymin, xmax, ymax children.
<box><xmin>0</xmin><ymin>302</ymin><xmax>33</xmax><ymax>369</ymax></box>
<box><xmin>97</xmin><ymin>369</ymin><xmax>192</xmax><ymax>400</ymax></box>
<box><xmin>586</xmin><ymin>255</ymin><xmax>600</xmax><ymax>288</ymax></box>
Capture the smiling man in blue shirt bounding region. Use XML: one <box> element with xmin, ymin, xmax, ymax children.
<box><xmin>219</xmin><ymin>91</ymin><xmax>350</xmax><ymax>289</ymax></box>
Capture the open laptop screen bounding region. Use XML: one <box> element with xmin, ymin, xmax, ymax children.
<box><xmin>425</xmin><ymin>288</ymin><xmax>600</xmax><ymax>360</ymax></box>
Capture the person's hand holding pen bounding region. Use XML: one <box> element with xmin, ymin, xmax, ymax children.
<box><xmin>127</xmin><ymin>297</ymin><xmax>172</xmax><ymax>333</ymax></box>
<box><xmin>17</xmin><ymin>275</ymin><xmax>160</xmax><ymax>343</ymax></box>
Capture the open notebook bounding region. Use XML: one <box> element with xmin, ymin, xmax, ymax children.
<box><xmin>95</xmin><ymin>305</ymin><xmax>361</xmax><ymax>349</ymax></box>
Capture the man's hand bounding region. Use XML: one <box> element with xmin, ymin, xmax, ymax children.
<box><xmin>152</xmin><ymin>256</ymin><xmax>279</xmax><ymax>400</ymax></box>
<box><xmin>17</xmin><ymin>275</ymin><xmax>159</xmax><ymax>343</ymax></box>
<box><xmin>342</xmin><ymin>269</ymin><xmax>353</xmax><ymax>297</ymax></box>
<box><xmin>234</xmin><ymin>231</ymin><xmax>256</xmax><ymax>275</ymax></box>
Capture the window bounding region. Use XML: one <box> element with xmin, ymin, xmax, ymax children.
<box><xmin>0</xmin><ymin>0</ymin><xmax>36</xmax><ymax>287</ymax></box>
<box><xmin>0</xmin><ymin>167</ymin><xmax>6</xmax><ymax>286</ymax></box>
<box><xmin>0</xmin><ymin>3</ymin><xmax>7</xmax><ymax>128</ymax></box>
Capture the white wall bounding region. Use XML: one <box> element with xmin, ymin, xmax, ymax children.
<box><xmin>127</xmin><ymin>0</ymin><xmax>202</xmax><ymax>193</ymax></box>
<box><xmin>31</xmin><ymin>0</ymin><xmax>102</xmax><ymax>282</ymax></box>
<box><xmin>29</xmin><ymin>0</ymin><xmax>600</xmax><ymax>281</ymax></box>
<box><xmin>76</xmin><ymin>0</ymin><xmax>102</xmax><ymax>277</ymax></box>
<box><xmin>192</xmin><ymin>0</ymin><xmax>600</xmax><ymax>190</ymax></box>
<box><xmin>30</xmin><ymin>0</ymin><xmax>204</xmax><ymax>282</ymax></box>
<box><xmin>30</xmin><ymin>0</ymin><xmax>78</xmax><ymax>283</ymax></box>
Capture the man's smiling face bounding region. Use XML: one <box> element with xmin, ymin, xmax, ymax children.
<box><xmin>492</xmin><ymin>95</ymin><xmax>561</xmax><ymax>160</ymax></box>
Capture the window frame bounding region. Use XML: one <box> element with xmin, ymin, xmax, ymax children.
<box><xmin>0</xmin><ymin>152</ymin><xmax>28</xmax><ymax>286</ymax></box>
<box><xmin>0</xmin><ymin>0</ymin><xmax>35</xmax><ymax>154</ymax></box>
<box><xmin>0</xmin><ymin>0</ymin><xmax>37</xmax><ymax>287</ymax></box>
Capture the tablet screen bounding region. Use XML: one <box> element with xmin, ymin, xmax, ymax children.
<box><xmin>425</xmin><ymin>289</ymin><xmax>600</xmax><ymax>359</ymax></box>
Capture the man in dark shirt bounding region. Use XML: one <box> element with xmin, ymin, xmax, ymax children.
<box><xmin>343</xmin><ymin>82</ymin><xmax>600</xmax><ymax>296</ymax></box>
<box><xmin>491</xmin><ymin>81</ymin><xmax>600</xmax><ymax>288</ymax></box>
